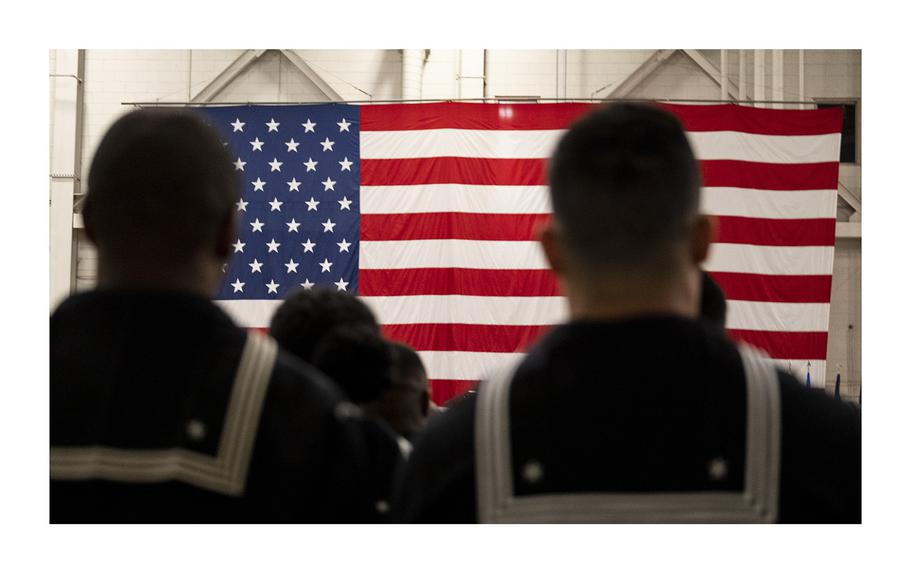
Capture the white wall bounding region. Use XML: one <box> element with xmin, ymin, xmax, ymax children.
<box><xmin>54</xmin><ymin>48</ymin><xmax>862</xmax><ymax>399</ymax></box>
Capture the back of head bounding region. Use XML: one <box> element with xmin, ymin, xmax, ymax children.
<box><xmin>310</xmin><ymin>326</ymin><xmax>392</xmax><ymax>404</ymax></box>
<box><xmin>84</xmin><ymin>109</ymin><xmax>239</xmax><ymax>265</ymax></box>
<box><xmin>269</xmin><ymin>288</ymin><xmax>380</xmax><ymax>363</ymax></box>
<box><xmin>364</xmin><ymin>342</ymin><xmax>429</xmax><ymax>438</ymax></box>
<box><xmin>548</xmin><ymin>103</ymin><xmax>702</xmax><ymax>278</ymax></box>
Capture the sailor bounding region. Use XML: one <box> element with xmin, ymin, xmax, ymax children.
<box><xmin>392</xmin><ymin>103</ymin><xmax>861</xmax><ymax>523</ymax></box>
<box><xmin>50</xmin><ymin>109</ymin><xmax>374</xmax><ymax>522</ymax></box>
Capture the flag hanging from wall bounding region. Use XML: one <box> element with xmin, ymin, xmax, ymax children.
<box><xmin>200</xmin><ymin>102</ymin><xmax>842</xmax><ymax>404</ymax></box>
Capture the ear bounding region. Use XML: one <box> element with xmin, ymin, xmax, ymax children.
<box><xmin>537</xmin><ymin>217</ymin><xmax>566</xmax><ymax>276</ymax></box>
<box><xmin>691</xmin><ymin>214</ymin><xmax>716</xmax><ymax>265</ymax></box>
<box><xmin>213</xmin><ymin>208</ymin><xmax>237</xmax><ymax>260</ymax></box>
<box><xmin>82</xmin><ymin>202</ymin><xmax>98</xmax><ymax>246</ymax></box>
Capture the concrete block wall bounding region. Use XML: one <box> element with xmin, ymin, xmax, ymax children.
<box><xmin>58</xmin><ymin>48</ymin><xmax>861</xmax><ymax>399</ymax></box>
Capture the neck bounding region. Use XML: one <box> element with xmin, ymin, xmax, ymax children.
<box><xmin>562</xmin><ymin>267</ymin><xmax>699</xmax><ymax>322</ymax></box>
<box><xmin>95</xmin><ymin>255</ymin><xmax>223</xmax><ymax>298</ymax></box>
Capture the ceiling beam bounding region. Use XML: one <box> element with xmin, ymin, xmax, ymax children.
<box><xmin>682</xmin><ymin>49</ymin><xmax>744</xmax><ymax>100</ymax></box>
<box><xmin>604</xmin><ymin>49</ymin><xmax>677</xmax><ymax>99</ymax></box>
<box><xmin>838</xmin><ymin>182</ymin><xmax>862</xmax><ymax>216</ymax></box>
<box><xmin>191</xmin><ymin>49</ymin><xmax>267</xmax><ymax>103</ymax></box>
<box><xmin>279</xmin><ymin>49</ymin><xmax>344</xmax><ymax>101</ymax></box>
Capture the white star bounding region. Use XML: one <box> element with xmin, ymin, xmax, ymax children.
<box><xmin>285</xmin><ymin>138</ymin><xmax>300</xmax><ymax>152</ymax></box>
<box><xmin>322</xmin><ymin>177</ymin><xmax>337</xmax><ymax>191</ymax></box>
<box><xmin>222</xmin><ymin>263</ymin><xmax>227</xmax><ymax>274</ymax></box>
<box><xmin>266</xmin><ymin>279</ymin><xmax>280</xmax><ymax>294</ymax></box>
<box><xmin>236</xmin><ymin>198</ymin><xmax>248</xmax><ymax>212</ymax></box>
<box><xmin>286</xmin><ymin>218</ymin><xmax>300</xmax><ymax>232</ymax></box>
<box><xmin>305</xmin><ymin>197</ymin><xmax>320</xmax><ymax>211</ymax></box>
<box><xmin>250</xmin><ymin>137</ymin><xmax>264</xmax><ymax>152</ymax></box>
<box><xmin>250</xmin><ymin>218</ymin><xmax>265</xmax><ymax>232</ymax></box>
<box><xmin>302</xmin><ymin>118</ymin><xmax>316</xmax><ymax>133</ymax></box>
<box><xmin>248</xmin><ymin>258</ymin><xmax>263</xmax><ymax>273</ymax></box>
<box><xmin>287</xmin><ymin>178</ymin><xmax>301</xmax><ymax>192</ymax></box>
<box><xmin>337</xmin><ymin>118</ymin><xmax>351</xmax><ymax>132</ymax></box>
<box><xmin>266</xmin><ymin>238</ymin><xmax>281</xmax><ymax>253</ymax></box>
<box><xmin>231</xmin><ymin>118</ymin><xmax>245</xmax><ymax>132</ymax></box>
<box><xmin>339</xmin><ymin>157</ymin><xmax>353</xmax><ymax>171</ymax></box>
<box><xmin>300</xmin><ymin>278</ymin><xmax>315</xmax><ymax>290</ymax></box>
<box><xmin>304</xmin><ymin>157</ymin><xmax>318</xmax><ymax>172</ymax></box>
<box><xmin>285</xmin><ymin>259</ymin><xmax>299</xmax><ymax>273</ymax></box>
<box><xmin>301</xmin><ymin>239</ymin><xmax>316</xmax><ymax>253</ymax></box>
<box><xmin>322</xmin><ymin>218</ymin><xmax>336</xmax><ymax>233</ymax></box>
<box><xmin>334</xmin><ymin>278</ymin><xmax>349</xmax><ymax>291</ymax></box>
<box><xmin>269</xmin><ymin>197</ymin><xmax>283</xmax><ymax>212</ymax></box>
<box><xmin>338</xmin><ymin>196</ymin><xmax>352</xmax><ymax>210</ymax></box>
<box><xmin>233</xmin><ymin>239</ymin><xmax>246</xmax><ymax>253</ymax></box>
<box><xmin>268</xmin><ymin>158</ymin><xmax>283</xmax><ymax>172</ymax></box>
<box><xmin>251</xmin><ymin>177</ymin><xmax>266</xmax><ymax>192</ymax></box>
<box><xmin>233</xmin><ymin>158</ymin><xmax>246</xmax><ymax>171</ymax></box>
<box><xmin>231</xmin><ymin>278</ymin><xmax>245</xmax><ymax>293</ymax></box>
<box><xmin>319</xmin><ymin>258</ymin><xmax>333</xmax><ymax>273</ymax></box>
<box><xmin>320</xmin><ymin>137</ymin><xmax>335</xmax><ymax>152</ymax></box>
<box><xmin>266</xmin><ymin>118</ymin><xmax>280</xmax><ymax>132</ymax></box>
<box><xmin>337</xmin><ymin>239</ymin><xmax>352</xmax><ymax>253</ymax></box>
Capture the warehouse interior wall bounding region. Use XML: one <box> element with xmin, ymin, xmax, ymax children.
<box><xmin>50</xmin><ymin>49</ymin><xmax>862</xmax><ymax>401</ymax></box>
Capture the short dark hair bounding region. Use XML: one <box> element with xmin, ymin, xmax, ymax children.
<box><xmin>547</xmin><ymin>103</ymin><xmax>701</xmax><ymax>272</ymax></box>
<box><xmin>310</xmin><ymin>326</ymin><xmax>392</xmax><ymax>403</ymax></box>
<box><xmin>388</xmin><ymin>342</ymin><xmax>428</xmax><ymax>390</ymax></box>
<box><xmin>83</xmin><ymin>109</ymin><xmax>239</xmax><ymax>261</ymax></box>
<box><xmin>269</xmin><ymin>288</ymin><xmax>380</xmax><ymax>363</ymax></box>
<box><xmin>699</xmin><ymin>271</ymin><xmax>727</xmax><ymax>328</ymax></box>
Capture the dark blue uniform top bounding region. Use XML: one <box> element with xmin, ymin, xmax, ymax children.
<box><xmin>392</xmin><ymin>316</ymin><xmax>861</xmax><ymax>523</ymax></box>
<box><xmin>50</xmin><ymin>290</ymin><xmax>380</xmax><ymax>523</ymax></box>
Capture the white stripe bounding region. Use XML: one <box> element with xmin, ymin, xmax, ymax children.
<box><xmin>362</xmin><ymin>129</ymin><xmax>562</xmax><ymax>160</ymax></box>
<box><xmin>418</xmin><ymin>350</ymin><xmax>524</xmax><ymax>381</ymax></box>
<box><xmin>704</xmin><ymin>243</ymin><xmax>834</xmax><ymax>275</ymax></box>
<box><xmin>727</xmin><ymin>300</ymin><xmax>830</xmax><ymax>332</ymax></box>
<box><xmin>364</xmin><ymin>184</ymin><xmax>838</xmax><ymax>220</ymax></box>
<box><xmin>216</xmin><ymin>300</ymin><xmax>282</xmax><ymax>328</ymax></box>
<box><xmin>361</xmin><ymin>184</ymin><xmax>552</xmax><ymax>215</ymax></box>
<box><xmin>362</xmin><ymin>129</ymin><xmax>841</xmax><ymax>164</ymax></box>
<box><xmin>422</xmin><ymin>356</ymin><xmax>828</xmax><ymax>388</ymax></box>
<box><xmin>362</xmin><ymin>295</ymin><xmax>569</xmax><ymax>326</ymax></box>
<box><xmin>360</xmin><ymin>239</ymin><xmax>550</xmax><ymax>270</ymax></box>
<box><xmin>688</xmin><ymin>131</ymin><xmax>841</xmax><ymax>164</ymax></box>
<box><xmin>701</xmin><ymin>187</ymin><xmax>837</xmax><ymax>220</ymax></box>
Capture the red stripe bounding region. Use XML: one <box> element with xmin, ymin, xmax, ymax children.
<box><xmin>428</xmin><ymin>379</ymin><xmax>479</xmax><ymax>406</ymax></box>
<box><xmin>362</xmin><ymin>102</ymin><xmax>595</xmax><ymax>131</ymax></box>
<box><xmin>361</xmin><ymin>102</ymin><xmax>843</xmax><ymax>136</ymax></box>
<box><xmin>728</xmin><ymin>329</ymin><xmax>829</xmax><ymax>360</ymax></box>
<box><xmin>362</xmin><ymin>157</ymin><xmax>838</xmax><ymax>190</ymax></box>
<box><xmin>383</xmin><ymin>323</ymin><xmax>550</xmax><ymax>353</ymax></box>
<box><xmin>708</xmin><ymin>272</ymin><xmax>832</xmax><ymax>303</ymax></box>
<box><xmin>656</xmin><ymin>103</ymin><xmax>844</xmax><ymax>135</ymax></box>
<box><xmin>361</xmin><ymin>212</ymin><xmax>549</xmax><ymax>241</ymax></box>
<box><xmin>700</xmin><ymin>160</ymin><xmax>840</xmax><ymax>191</ymax></box>
<box><xmin>359</xmin><ymin>268</ymin><xmax>562</xmax><ymax>297</ymax></box>
<box><xmin>361</xmin><ymin>212</ymin><xmax>834</xmax><ymax>246</ymax></box>
<box><xmin>361</xmin><ymin>157</ymin><xmax>545</xmax><ymax>186</ymax></box>
<box><xmin>713</xmin><ymin>216</ymin><xmax>835</xmax><ymax>246</ymax></box>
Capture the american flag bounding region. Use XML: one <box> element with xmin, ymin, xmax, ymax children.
<box><xmin>203</xmin><ymin>102</ymin><xmax>842</xmax><ymax>404</ymax></box>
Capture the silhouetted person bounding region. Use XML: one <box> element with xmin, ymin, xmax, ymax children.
<box><xmin>362</xmin><ymin>342</ymin><xmax>431</xmax><ymax>442</ymax></box>
<box><xmin>50</xmin><ymin>109</ymin><xmax>374</xmax><ymax>522</ymax></box>
<box><xmin>699</xmin><ymin>271</ymin><xmax>727</xmax><ymax>328</ymax></box>
<box><xmin>270</xmin><ymin>288</ymin><xmax>408</xmax><ymax>519</ymax></box>
<box><xmin>392</xmin><ymin>103</ymin><xmax>860</xmax><ymax>523</ymax></box>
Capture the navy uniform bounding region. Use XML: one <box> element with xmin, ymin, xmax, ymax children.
<box><xmin>392</xmin><ymin>316</ymin><xmax>860</xmax><ymax>523</ymax></box>
<box><xmin>50</xmin><ymin>290</ymin><xmax>375</xmax><ymax>523</ymax></box>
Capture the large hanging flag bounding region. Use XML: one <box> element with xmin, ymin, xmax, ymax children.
<box><xmin>202</xmin><ymin>102</ymin><xmax>842</xmax><ymax>404</ymax></box>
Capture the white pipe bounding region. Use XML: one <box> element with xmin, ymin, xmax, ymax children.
<box><xmin>402</xmin><ymin>49</ymin><xmax>423</xmax><ymax>100</ymax></box>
